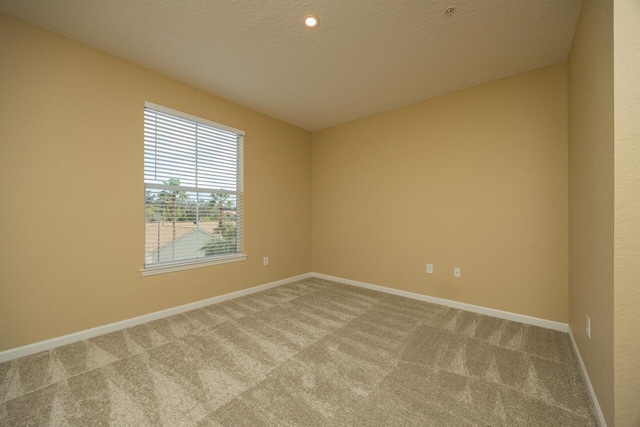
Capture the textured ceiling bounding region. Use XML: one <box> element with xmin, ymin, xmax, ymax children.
<box><xmin>0</xmin><ymin>0</ymin><xmax>582</xmax><ymax>131</ymax></box>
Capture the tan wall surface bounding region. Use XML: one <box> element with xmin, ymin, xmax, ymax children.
<box><xmin>312</xmin><ymin>64</ymin><xmax>569</xmax><ymax>322</ymax></box>
<box><xmin>0</xmin><ymin>14</ymin><xmax>312</xmax><ymax>351</ymax></box>
<box><xmin>614</xmin><ymin>0</ymin><xmax>640</xmax><ymax>425</ymax></box>
<box><xmin>568</xmin><ymin>0</ymin><xmax>615</xmax><ymax>424</ymax></box>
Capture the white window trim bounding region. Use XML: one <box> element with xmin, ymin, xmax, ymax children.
<box><xmin>141</xmin><ymin>253</ymin><xmax>248</xmax><ymax>277</ymax></box>
<box><xmin>144</xmin><ymin>102</ymin><xmax>245</xmax><ymax>136</ymax></box>
<box><xmin>142</xmin><ymin>102</ymin><xmax>246</xmax><ymax>276</ymax></box>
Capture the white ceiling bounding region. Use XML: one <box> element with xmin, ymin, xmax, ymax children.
<box><xmin>0</xmin><ymin>0</ymin><xmax>582</xmax><ymax>131</ymax></box>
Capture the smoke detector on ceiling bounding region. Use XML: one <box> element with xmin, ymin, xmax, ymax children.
<box><xmin>445</xmin><ymin>7</ymin><xmax>456</xmax><ymax>16</ymax></box>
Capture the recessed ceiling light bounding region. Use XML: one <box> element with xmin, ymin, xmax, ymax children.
<box><xmin>304</xmin><ymin>15</ymin><xmax>319</xmax><ymax>28</ymax></box>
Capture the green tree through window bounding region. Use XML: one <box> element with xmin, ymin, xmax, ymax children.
<box><xmin>143</xmin><ymin>102</ymin><xmax>244</xmax><ymax>272</ymax></box>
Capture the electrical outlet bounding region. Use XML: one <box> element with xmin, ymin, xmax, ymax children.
<box><xmin>586</xmin><ymin>316</ymin><xmax>591</xmax><ymax>339</ymax></box>
<box><xmin>263</xmin><ymin>257</ymin><xmax>269</xmax><ymax>266</ymax></box>
<box><xmin>426</xmin><ymin>263</ymin><xmax>433</xmax><ymax>274</ymax></box>
<box><xmin>453</xmin><ymin>267</ymin><xmax>461</xmax><ymax>278</ymax></box>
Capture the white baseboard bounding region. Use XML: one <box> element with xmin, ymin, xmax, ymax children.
<box><xmin>0</xmin><ymin>273</ymin><xmax>313</xmax><ymax>363</ymax></box>
<box><xmin>2</xmin><ymin>269</ymin><xmax>604</xmax><ymax>425</ymax></box>
<box><xmin>0</xmin><ymin>271</ymin><xmax>570</xmax><ymax>363</ymax></box>
<box><xmin>311</xmin><ymin>272</ymin><xmax>569</xmax><ymax>332</ymax></box>
<box><xmin>568</xmin><ymin>328</ymin><xmax>607</xmax><ymax>427</ymax></box>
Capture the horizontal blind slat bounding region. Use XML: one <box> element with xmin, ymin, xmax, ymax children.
<box><xmin>144</xmin><ymin>105</ymin><xmax>244</xmax><ymax>268</ymax></box>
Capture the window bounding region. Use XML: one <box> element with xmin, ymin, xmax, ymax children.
<box><xmin>141</xmin><ymin>102</ymin><xmax>246</xmax><ymax>276</ymax></box>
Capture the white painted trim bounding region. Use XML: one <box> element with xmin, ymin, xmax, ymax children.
<box><xmin>0</xmin><ymin>273</ymin><xmax>312</xmax><ymax>363</ymax></box>
<box><xmin>140</xmin><ymin>254</ymin><xmax>248</xmax><ymax>276</ymax></box>
<box><xmin>311</xmin><ymin>272</ymin><xmax>569</xmax><ymax>332</ymax></box>
<box><xmin>568</xmin><ymin>327</ymin><xmax>607</xmax><ymax>427</ymax></box>
<box><xmin>0</xmin><ymin>271</ymin><xmax>572</xmax><ymax>363</ymax></box>
<box><xmin>145</xmin><ymin>101</ymin><xmax>245</xmax><ymax>135</ymax></box>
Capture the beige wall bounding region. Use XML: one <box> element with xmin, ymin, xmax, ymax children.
<box><xmin>312</xmin><ymin>64</ymin><xmax>569</xmax><ymax>322</ymax></box>
<box><xmin>2</xmin><ymin>9</ymin><xmax>637</xmax><ymax>424</ymax></box>
<box><xmin>568</xmin><ymin>0</ymin><xmax>615</xmax><ymax>424</ymax></box>
<box><xmin>614</xmin><ymin>0</ymin><xmax>640</xmax><ymax>425</ymax></box>
<box><xmin>0</xmin><ymin>14</ymin><xmax>312</xmax><ymax>351</ymax></box>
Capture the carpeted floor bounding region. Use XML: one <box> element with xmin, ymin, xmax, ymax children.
<box><xmin>0</xmin><ymin>278</ymin><xmax>598</xmax><ymax>426</ymax></box>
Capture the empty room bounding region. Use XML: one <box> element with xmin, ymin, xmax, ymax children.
<box><xmin>0</xmin><ymin>0</ymin><xmax>638</xmax><ymax>426</ymax></box>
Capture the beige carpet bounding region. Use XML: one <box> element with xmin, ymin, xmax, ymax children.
<box><xmin>0</xmin><ymin>278</ymin><xmax>598</xmax><ymax>426</ymax></box>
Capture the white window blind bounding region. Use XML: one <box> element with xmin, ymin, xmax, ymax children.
<box><xmin>143</xmin><ymin>102</ymin><xmax>244</xmax><ymax>272</ymax></box>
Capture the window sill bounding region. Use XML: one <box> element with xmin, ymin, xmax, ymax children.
<box><xmin>140</xmin><ymin>254</ymin><xmax>248</xmax><ymax>277</ymax></box>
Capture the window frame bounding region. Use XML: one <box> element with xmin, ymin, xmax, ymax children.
<box><xmin>140</xmin><ymin>102</ymin><xmax>247</xmax><ymax>276</ymax></box>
